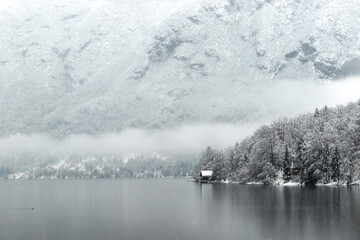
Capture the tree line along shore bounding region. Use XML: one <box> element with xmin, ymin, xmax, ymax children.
<box><xmin>194</xmin><ymin>100</ymin><xmax>360</xmax><ymax>185</ymax></box>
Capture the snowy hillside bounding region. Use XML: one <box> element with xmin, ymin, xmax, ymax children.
<box><xmin>1</xmin><ymin>0</ymin><xmax>360</xmax><ymax>136</ymax></box>
<box><xmin>0</xmin><ymin>153</ymin><xmax>195</xmax><ymax>180</ymax></box>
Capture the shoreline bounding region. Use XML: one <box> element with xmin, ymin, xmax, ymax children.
<box><xmin>194</xmin><ymin>179</ymin><xmax>360</xmax><ymax>186</ymax></box>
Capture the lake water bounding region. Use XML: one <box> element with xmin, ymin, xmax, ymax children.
<box><xmin>0</xmin><ymin>179</ymin><xmax>359</xmax><ymax>240</ymax></box>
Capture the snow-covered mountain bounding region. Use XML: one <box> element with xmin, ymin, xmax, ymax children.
<box><xmin>1</xmin><ymin>0</ymin><xmax>360</xmax><ymax>136</ymax></box>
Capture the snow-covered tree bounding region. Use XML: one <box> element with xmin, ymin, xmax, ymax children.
<box><xmin>330</xmin><ymin>147</ymin><xmax>340</xmax><ymax>183</ymax></box>
<box><xmin>283</xmin><ymin>145</ymin><xmax>292</xmax><ymax>182</ymax></box>
<box><xmin>195</xmin><ymin>100</ymin><xmax>360</xmax><ymax>185</ymax></box>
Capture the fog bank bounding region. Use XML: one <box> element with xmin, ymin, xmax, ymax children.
<box><xmin>0</xmin><ymin>123</ymin><xmax>260</xmax><ymax>159</ymax></box>
<box><xmin>0</xmin><ymin>77</ymin><xmax>359</xmax><ymax>161</ymax></box>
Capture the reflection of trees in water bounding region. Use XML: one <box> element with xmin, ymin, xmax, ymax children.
<box><xmin>348</xmin><ymin>188</ymin><xmax>360</xmax><ymax>238</ymax></box>
<box><xmin>196</xmin><ymin>184</ymin><xmax>360</xmax><ymax>240</ymax></box>
<box><xmin>272</xmin><ymin>186</ymin><xmax>359</xmax><ymax>240</ymax></box>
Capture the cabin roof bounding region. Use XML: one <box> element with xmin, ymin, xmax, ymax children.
<box><xmin>201</xmin><ymin>170</ymin><xmax>213</xmax><ymax>177</ymax></box>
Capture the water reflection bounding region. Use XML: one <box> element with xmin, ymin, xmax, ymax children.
<box><xmin>0</xmin><ymin>180</ymin><xmax>359</xmax><ymax>240</ymax></box>
<box><xmin>196</xmin><ymin>183</ymin><xmax>360</xmax><ymax>240</ymax></box>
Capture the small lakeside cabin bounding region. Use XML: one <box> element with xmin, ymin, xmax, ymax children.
<box><xmin>199</xmin><ymin>170</ymin><xmax>213</xmax><ymax>183</ymax></box>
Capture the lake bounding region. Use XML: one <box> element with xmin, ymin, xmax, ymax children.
<box><xmin>0</xmin><ymin>179</ymin><xmax>359</xmax><ymax>240</ymax></box>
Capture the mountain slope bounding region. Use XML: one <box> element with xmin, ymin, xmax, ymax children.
<box><xmin>1</xmin><ymin>0</ymin><xmax>360</xmax><ymax>136</ymax></box>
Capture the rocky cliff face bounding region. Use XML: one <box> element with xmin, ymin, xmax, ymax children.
<box><xmin>1</xmin><ymin>0</ymin><xmax>359</xmax><ymax>136</ymax></box>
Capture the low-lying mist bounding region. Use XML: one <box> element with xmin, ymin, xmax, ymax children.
<box><xmin>0</xmin><ymin>77</ymin><xmax>359</xmax><ymax>162</ymax></box>
<box><xmin>0</xmin><ymin>124</ymin><xmax>259</xmax><ymax>160</ymax></box>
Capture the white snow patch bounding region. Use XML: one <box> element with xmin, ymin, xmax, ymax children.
<box><xmin>246</xmin><ymin>182</ymin><xmax>264</xmax><ymax>185</ymax></box>
<box><xmin>274</xmin><ymin>170</ymin><xmax>284</xmax><ymax>185</ymax></box>
<box><xmin>353</xmin><ymin>180</ymin><xmax>360</xmax><ymax>185</ymax></box>
<box><xmin>316</xmin><ymin>181</ymin><xmax>340</xmax><ymax>186</ymax></box>
<box><xmin>8</xmin><ymin>172</ymin><xmax>27</xmax><ymax>180</ymax></box>
<box><xmin>283</xmin><ymin>181</ymin><xmax>301</xmax><ymax>186</ymax></box>
<box><xmin>50</xmin><ymin>160</ymin><xmax>66</xmax><ymax>170</ymax></box>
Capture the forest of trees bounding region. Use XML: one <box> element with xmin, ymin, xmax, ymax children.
<box><xmin>0</xmin><ymin>158</ymin><xmax>195</xmax><ymax>180</ymax></box>
<box><xmin>194</xmin><ymin>100</ymin><xmax>360</xmax><ymax>185</ymax></box>
<box><xmin>0</xmin><ymin>166</ymin><xmax>13</xmax><ymax>179</ymax></box>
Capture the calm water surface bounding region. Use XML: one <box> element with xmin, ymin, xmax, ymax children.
<box><xmin>0</xmin><ymin>179</ymin><xmax>359</xmax><ymax>240</ymax></box>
